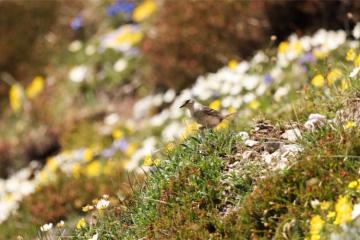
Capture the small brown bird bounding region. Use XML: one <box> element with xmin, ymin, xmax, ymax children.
<box><xmin>180</xmin><ymin>99</ymin><xmax>236</xmax><ymax>129</ymax></box>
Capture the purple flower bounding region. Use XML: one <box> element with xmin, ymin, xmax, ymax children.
<box><xmin>264</xmin><ymin>74</ymin><xmax>272</xmax><ymax>84</ymax></box>
<box><xmin>107</xmin><ymin>0</ymin><xmax>135</xmax><ymax>17</ymax></box>
<box><xmin>113</xmin><ymin>139</ymin><xmax>128</xmax><ymax>152</ymax></box>
<box><xmin>70</xmin><ymin>16</ymin><xmax>83</xmax><ymax>31</ymax></box>
<box><xmin>101</xmin><ymin>148</ymin><xmax>116</xmax><ymax>158</ymax></box>
<box><xmin>298</xmin><ymin>52</ymin><xmax>315</xmax><ymax>65</ymax></box>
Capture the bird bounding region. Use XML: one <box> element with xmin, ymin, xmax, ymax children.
<box><xmin>180</xmin><ymin>99</ymin><xmax>236</xmax><ymax>129</ymax></box>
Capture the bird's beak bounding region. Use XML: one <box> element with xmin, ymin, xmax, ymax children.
<box><xmin>179</xmin><ymin>103</ymin><xmax>185</xmax><ymax>108</ymax></box>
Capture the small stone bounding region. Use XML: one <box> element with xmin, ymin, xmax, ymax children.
<box><xmin>281</xmin><ymin>128</ymin><xmax>301</xmax><ymax>142</ymax></box>
<box><xmin>244</xmin><ymin>139</ymin><xmax>259</xmax><ymax>147</ymax></box>
<box><xmin>242</xmin><ymin>150</ymin><xmax>257</xmax><ymax>160</ymax></box>
<box><xmin>263</xmin><ymin>141</ymin><xmax>283</xmax><ymax>153</ymax></box>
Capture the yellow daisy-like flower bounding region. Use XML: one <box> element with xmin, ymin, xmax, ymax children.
<box><xmin>320</xmin><ymin>201</ymin><xmax>331</xmax><ymax>210</ymax></box>
<box><xmin>76</xmin><ymin>218</ymin><xmax>87</xmax><ymax>229</ymax></box>
<box><xmin>46</xmin><ymin>157</ymin><xmax>58</xmax><ymax>172</ymax></box>
<box><xmin>209</xmin><ymin>99</ymin><xmax>221</xmax><ymax>111</ymax></box>
<box><xmin>348</xmin><ymin>180</ymin><xmax>358</xmax><ymax>189</ymax></box>
<box><xmin>313</xmin><ymin>49</ymin><xmax>328</xmax><ymax>59</ymax></box>
<box><xmin>334</xmin><ymin>195</ymin><xmax>352</xmax><ymax>225</ymax></box>
<box><xmin>249</xmin><ymin>100</ymin><xmax>260</xmax><ymax>110</ymax></box>
<box><xmin>327</xmin><ymin>69</ymin><xmax>342</xmax><ymax>86</ymax></box>
<box><xmin>309</xmin><ymin>215</ymin><xmax>324</xmax><ymax>240</ymax></box>
<box><xmin>9</xmin><ymin>84</ymin><xmax>23</xmax><ymax>112</ymax></box>
<box><xmin>278</xmin><ymin>41</ymin><xmax>289</xmax><ymax>54</ymax></box>
<box><xmin>327</xmin><ymin>211</ymin><xmax>336</xmax><ymax>219</ymax></box>
<box><xmin>143</xmin><ymin>155</ymin><xmax>153</xmax><ymax>166</ymax></box>
<box><xmin>293</xmin><ymin>41</ymin><xmax>302</xmax><ymax>55</ymax></box>
<box><xmin>227</xmin><ymin>107</ymin><xmax>236</xmax><ymax>114</ymax></box>
<box><xmin>126</xmin><ymin>143</ymin><xmax>137</xmax><ymax>157</ymax></box>
<box><xmin>164</xmin><ymin>142</ymin><xmax>175</xmax><ymax>154</ymax></box>
<box><xmin>180</xmin><ymin>122</ymin><xmax>200</xmax><ymax>140</ymax></box>
<box><xmin>344</xmin><ymin>121</ymin><xmax>356</xmax><ymax>130</ymax></box>
<box><xmin>133</xmin><ymin>0</ymin><xmax>156</xmax><ymax>22</ymax></box>
<box><xmin>85</xmin><ymin>161</ymin><xmax>102</xmax><ymax>177</ymax></box>
<box><xmin>112</xmin><ymin>129</ymin><xmax>124</xmax><ymax>140</ymax></box>
<box><xmin>71</xmin><ymin>163</ymin><xmax>81</xmax><ymax>179</ymax></box>
<box><xmin>311</xmin><ymin>74</ymin><xmax>325</xmax><ymax>88</ymax></box>
<box><xmin>215</xmin><ymin>119</ymin><xmax>229</xmax><ymax>131</ymax></box>
<box><xmin>354</xmin><ymin>55</ymin><xmax>360</xmax><ymax>67</ymax></box>
<box><xmin>227</xmin><ymin>59</ymin><xmax>238</xmax><ymax>70</ymax></box>
<box><xmin>26</xmin><ymin>76</ymin><xmax>45</xmax><ymax>99</ymax></box>
<box><xmin>83</xmin><ymin>148</ymin><xmax>93</xmax><ymax>162</ymax></box>
<box><xmin>346</xmin><ymin>48</ymin><xmax>356</xmax><ymax>61</ymax></box>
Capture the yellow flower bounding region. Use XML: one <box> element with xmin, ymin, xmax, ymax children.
<box><xmin>82</xmin><ymin>205</ymin><xmax>94</xmax><ymax>212</ymax></box>
<box><xmin>311</xmin><ymin>74</ymin><xmax>325</xmax><ymax>88</ymax></box>
<box><xmin>126</xmin><ymin>143</ymin><xmax>137</xmax><ymax>157</ymax></box>
<box><xmin>334</xmin><ymin>195</ymin><xmax>352</xmax><ymax>225</ymax></box>
<box><xmin>313</xmin><ymin>49</ymin><xmax>328</xmax><ymax>59</ymax></box>
<box><xmin>327</xmin><ymin>211</ymin><xmax>336</xmax><ymax>219</ymax></box>
<box><xmin>344</xmin><ymin>121</ymin><xmax>356</xmax><ymax>130</ymax></box>
<box><xmin>133</xmin><ymin>0</ymin><xmax>156</xmax><ymax>22</ymax></box>
<box><xmin>180</xmin><ymin>122</ymin><xmax>200</xmax><ymax>140</ymax></box>
<box><xmin>46</xmin><ymin>157</ymin><xmax>58</xmax><ymax>172</ymax></box>
<box><xmin>249</xmin><ymin>100</ymin><xmax>260</xmax><ymax>110</ymax></box>
<box><xmin>354</xmin><ymin>55</ymin><xmax>360</xmax><ymax>67</ymax></box>
<box><xmin>153</xmin><ymin>158</ymin><xmax>161</xmax><ymax>167</ymax></box>
<box><xmin>164</xmin><ymin>143</ymin><xmax>175</xmax><ymax>154</ymax></box>
<box><xmin>227</xmin><ymin>59</ymin><xmax>238</xmax><ymax>70</ymax></box>
<box><xmin>26</xmin><ymin>76</ymin><xmax>45</xmax><ymax>99</ymax></box>
<box><xmin>103</xmin><ymin>160</ymin><xmax>117</xmax><ymax>176</ymax></box>
<box><xmin>143</xmin><ymin>155</ymin><xmax>153</xmax><ymax>166</ymax></box>
<box><xmin>83</xmin><ymin>148</ymin><xmax>93</xmax><ymax>162</ymax></box>
<box><xmin>215</xmin><ymin>119</ymin><xmax>229</xmax><ymax>131</ymax></box>
<box><xmin>227</xmin><ymin>107</ymin><xmax>236</xmax><ymax>114</ymax></box>
<box><xmin>341</xmin><ymin>80</ymin><xmax>349</xmax><ymax>91</ymax></box>
<box><xmin>348</xmin><ymin>180</ymin><xmax>358</xmax><ymax>188</ymax></box>
<box><xmin>85</xmin><ymin>161</ymin><xmax>102</xmax><ymax>177</ymax></box>
<box><xmin>71</xmin><ymin>163</ymin><xmax>81</xmax><ymax>178</ymax></box>
<box><xmin>278</xmin><ymin>41</ymin><xmax>289</xmax><ymax>54</ymax></box>
<box><xmin>9</xmin><ymin>84</ymin><xmax>23</xmax><ymax>112</ymax></box>
<box><xmin>309</xmin><ymin>215</ymin><xmax>324</xmax><ymax>239</ymax></box>
<box><xmin>76</xmin><ymin>218</ymin><xmax>86</xmax><ymax>229</ymax></box>
<box><xmin>320</xmin><ymin>201</ymin><xmax>331</xmax><ymax>210</ymax></box>
<box><xmin>327</xmin><ymin>69</ymin><xmax>342</xmax><ymax>86</ymax></box>
<box><xmin>346</xmin><ymin>48</ymin><xmax>356</xmax><ymax>61</ymax></box>
<box><xmin>112</xmin><ymin>129</ymin><xmax>123</xmax><ymax>139</ymax></box>
<box><xmin>209</xmin><ymin>99</ymin><xmax>221</xmax><ymax>111</ymax></box>
<box><xmin>293</xmin><ymin>41</ymin><xmax>302</xmax><ymax>55</ymax></box>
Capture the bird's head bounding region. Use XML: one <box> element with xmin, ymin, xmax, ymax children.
<box><xmin>180</xmin><ymin>99</ymin><xmax>195</xmax><ymax>109</ymax></box>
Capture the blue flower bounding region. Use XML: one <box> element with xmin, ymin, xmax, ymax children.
<box><xmin>106</xmin><ymin>0</ymin><xmax>135</xmax><ymax>17</ymax></box>
<box><xmin>70</xmin><ymin>16</ymin><xmax>83</xmax><ymax>31</ymax></box>
<box><xmin>298</xmin><ymin>52</ymin><xmax>315</xmax><ymax>65</ymax></box>
<box><xmin>113</xmin><ymin>139</ymin><xmax>128</xmax><ymax>152</ymax></box>
<box><xmin>264</xmin><ymin>74</ymin><xmax>272</xmax><ymax>84</ymax></box>
<box><xmin>101</xmin><ymin>148</ymin><xmax>116</xmax><ymax>158</ymax></box>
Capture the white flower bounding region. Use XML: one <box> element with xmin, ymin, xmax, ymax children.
<box><xmin>113</xmin><ymin>58</ymin><xmax>128</xmax><ymax>72</ymax></box>
<box><xmin>85</xmin><ymin>45</ymin><xmax>96</xmax><ymax>56</ymax></box>
<box><xmin>69</xmin><ymin>65</ymin><xmax>88</xmax><ymax>83</ymax></box>
<box><xmin>352</xmin><ymin>203</ymin><xmax>360</xmax><ymax>219</ymax></box>
<box><xmin>40</xmin><ymin>223</ymin><xmax>53</xmax><ymax>232</ymax></box>
<box><xmin>310</xmin><ymin>199</ymin><xmax>320</xmax><ymax>208</ymax></box>
<box><xmin>350</xmin><ymin>67</ymin><xmax>360</xmax><ymax>78</ymax></box>
<box><xmin>163</xmin><ymin>89</ymin><xmax>176</xmax><ymax>103</ymax></box>
<box><xmin>89</xmin><ymin>233</ymin><xmax>99</xmax><ymax>240</ymax></box>
<box><xmin>56</xmin><ymin>220</ymin><xmax>65</xmax><ymax>228</ymax></box>
<box><xmin>104</xmin><ymin>113</ymin><xmax>120</xmax><ymax>126</ymax></box>
<box><xmin>96</xmin><ymin>199</ymin><xmax>110</xmax><ymax>210</ymax></box>
<box><xmin>68</xmin><ymin>40</ymin><xmax>82</xmax><ymax>52</ymax></box>
<box><xmin>353</xmin><ymin>22</ymin><xmax>360</xmax><ymax>39</ymax></box>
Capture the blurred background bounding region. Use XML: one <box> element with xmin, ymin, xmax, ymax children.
<box><xmin>0</xmin><ymin>0</ymin><xmax>360</xmax><ymax>238</ymax></box>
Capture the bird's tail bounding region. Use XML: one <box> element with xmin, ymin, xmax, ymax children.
<box><xmin>224</xmin><ymin>112</ymin><xmax>237</xmax><ymax>120</ymax></box>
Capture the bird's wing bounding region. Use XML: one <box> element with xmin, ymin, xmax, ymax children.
<box><xmin>202</xmin><ymin>106</ymin><xmax>223</xmax><ymax>118</ymax></box>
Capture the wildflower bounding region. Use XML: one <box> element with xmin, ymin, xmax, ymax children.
<box><xmin>26</xmin><ymin>76</ymin><xmax>45</xmax><ymax>99</ymax></box>
<box><xmin>76</xmin><ymin>218</ymin><xmax>87</xmax><ymax>229</ymax></box>
<box><xmin>327</xmin><ymin>211</ymin><xmax>336</xmax><ymax>219</ymax></box>
<box><xmin>56</xmin><ymin>220</ymin><xmax>64</xmax><ymax>228</ymax></box>
<box><xmin>85</xmin><ymin>161</ymin><xmax>102</xmax><ymax>177</ymax></box>
<box><xmin>249</xmin><ymin>100</ymin><xmax>260</xmax><ymax>110</ymax></box>
<box><xmin>107</xmin><ymin>0</ymin><xmax>135</xmax><ymax>17</ymax></box>
<box><xmin>350</xmin><ymin>67</ymin><xmax>360</xmax><ymax>78</ymax></box>
<box><xmin>153</xmin><ymin>158</ymin><xmax>161</xmax><ymax>166</ymax></box>
<box><xmin>68</xmin><ymin>40</ymin><xmax>82</xmax><ymax>52</ymax></box>
<box><xmin>353</xmin><ymin>22</ymin><xmax>360</xmax><ymax>39</ymax></box>
<box><xmin>354</xmin><ymin>55</ymin><xmax>360</xmax><ymax>67</ymax></box>
<box><xmin>227</xmin><ymin>59</ymin><xmax>238</xmax><ymax>70</ymax></box>
<box><xmin>227</xmin><ymin>107</ymin><xmax>236</xmax><ymax>114</ymax></box>
<box><xmin>164</xmin><ymin>142</ymin><xmax>175</xmax><ymax>153</ymax></box>
<box><xmin>143</xmin><ymin>155</ymin><xmax>153</xmax><ymax>166</ymax></box>
<box><xmin>278</xmin><ymin>41</ymin><xmax>289</xmax><ymax>54</ymax></box>
<box><xmin>70</xmin><ymin>16</ymin><xmax>83</xmax><ymax>31</ymax></box>
<box><xmin>263</xmin><ymin>74</ymin><xmax>272</xmax><ymax>84</ymax></box>
<box><xmin>346</xmin><ymin>48</ymin><xmax>356</xmax><ymax>61</ymax></box>
<box><xmin>96</xmin><ymin>199</ymin><xmax>110</xmax><ymax>210</ymax></box>
<box><xmin>309</xmin><ymin>215</ymin><xmax>324</xmax><ymax>240</ymax></box>
<box><xmin>9</xmin><ymin>84</ymin><xmax>23</xmax><ymax>112</ymax></box>
<box><xmin>341</xmin><ymin>80</ymin><xmax>349</xmax><ymax>91</ymax></box>
<box><xmin>46</xmin><ymin>157</ymin><xmax>58</xmax><ymax>172</ymax></box>
<box><xmin>89</xmin><ymin>233</ymin><xmax>99</xmax><ymax>240</ymax></box>
<box><xmin>352</xmin><ymin>203</ymin><xmax>360</xmax><ymax>219</ymax></box>
<box><xmin>69</xmin><ymin>65</ymin><xmax>88</xmax><ymax>83</ymax></box>
<box><xmin>71</xmin><ymin>163</ymin><xmax>81</xmax><ymax>178</ymax></box>
<box><xmin>334</xmin><ymin>195</ymin><xmax>352</xmax><ymax>225</ymax></box>
<box><xmin>293</xmin><ymin>41</ymin><xmax>302</xmax><ymax>55</ymax></box>
<box><xmin>40</xmin><ymin>223</ymin><xmax>53</xmax><ymax>232</ymax></box>
<box><xmin>83</xmin><ymin>148</ymin><xmax>93</xmax><ymax>162</ymax></box>
<box><xmin>348</xmin><ymin>180</ymin><xmax>358</xmax><ymax>188</ymax></box>
<box><xmin>320</xmin><ymin>201</ymin><xmax>331</xmax><ymax>210</ymax></box>
<box><xmin>112</xmin><ymin>129</ymin><xmax>124</xmax><ymax>139</ymax></box>
<box><xmin>311</xmin><ymin>74</ymin><xmax>325</xmax><ymax>88</ymax></box>
<box><xmin>113</xmin><ymin>58</ymin><xmax>128</xmax><ymax>72</ymax></box>
<box><xmin>327</xmin><ymin>69</ymin><xmax>342</xmax><ymax>86</ymax></box>
<box><xmin>344</xmin><ymin>121</ymin><xmax>356</xmax><ymax>130</ymax></box>
<box><xmin>100</xmin><ymin>25</ymin><xmax>142</xmax><ymax>52</ymax></box>
<box><xmin>311</xmin><ymin>199</ymin><xmax>320</xmax><ymax>208</ymax></box>
<box><xmin>126</xmin><ymin>143</ymin><xmax>137</xmax><ymax>156</ymax></box>
<box><xmin>313</xmin><ymin>49</ymin><xmax>328</xmax><ymax>59</ymax></box>
<box><xmin>180</xmin><ymin>122</ymin><xmax>200</xmax><ymax>139</ymax></box>
<box><xmin>209</xmin><ymin>99</ymin><xmax>221</xmax><ymax>111</ymax></box>
<box><xmin>82</xmin><ymin>205</ymin><xmax>94</xmax><ymax>212</ymax></box>
<box><xmin>133</xmin><ymin>0</ymin><xmax>156</xmax><ymax>22</ymax></box>
<box><xmin>215</xmin><ymin>120</ymin><xmax>229</xmax><ymax>130</ymax></box>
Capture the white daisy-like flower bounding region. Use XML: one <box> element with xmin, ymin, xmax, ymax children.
<box><xmin>352</xmin><ymin>203</ymin><xmax>360</xmax><ymax>219</ymax></box>
<box><xmin>40</xmin><ymin>223</ymin><xmax>53</xmax><ymax>232</ymax></box>
<box><xmin>350</xmin><ymin>67</ymin><xmax>360</xmax><ymax>78</ymax></box>
<box><xmin>69</xmin><ymin>65</ymin><xmax>88</xmax><ymax>83</ymax></box>
<box><xmin>96</xmin><ymin>199</ymin><xmax>110</xmax><ymax>210</ymax></box>
<box><xmin>68</xmin><ymin>40</ymin><xmax>82</xmax><ymax>52</ymax></box>
<box><xmin>353</xmin><ymin>22</ymin><xmax>360</xmax><ymax>39</ymax></box>
<box><xmin>113</xmin><ymin>58</ymin><xmax>128</xmax><ymax>72</ymax></box>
